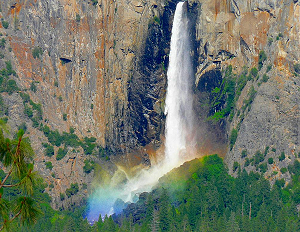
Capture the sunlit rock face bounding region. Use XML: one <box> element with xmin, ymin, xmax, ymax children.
<box><xmin>0</xmin><ymin>0</ymin><xmax>299</xmax><ymax>210</ymax></box>
<box><xmin>0</xmin><ymin>0</ymin><xmax>170</xmax><ymax>209</ymax></box>
<box><xmin>189</xmin><ymin>0</ymin><xmax>300</xmax><ymax>179</ymax></box>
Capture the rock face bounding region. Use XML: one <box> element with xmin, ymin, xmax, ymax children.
<box><xmin>0</xmin><ymin>0</ymin><xmax>170</xmax><ymax>208</ymax></box>
<box><xmin>225</xmin><ymin>0</ymin><xmax>300</xmax><ymax>181</ymax></box>
<box><xmin>187</xmin><ymin>0</ymin><xmax>300</xmax><ymax>183</ymax></box>
<box><xmin>0</xmin><ymin>0</ymin><xmax>299</xmax><ymax>208</ymax></box>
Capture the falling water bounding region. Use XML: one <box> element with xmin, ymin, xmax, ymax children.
<box><xmin>164</xmin><ymin>1</ymin><xmax>193</xmax><ymax>167</ymax></box>
<box><xmin>87</xmin><ymin>1</ymin><xmax>194</xmax><ymax>222</ymax></box>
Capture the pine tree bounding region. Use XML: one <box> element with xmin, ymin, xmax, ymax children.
<box><xmin>102</xmin><ymin>215</ymin><xmax>117</xmax><ymax>231</ymax></box>
<box><xmin>0</xmin><ymin>128</ymin><xmax>41</xmax><ymax>230</ymax></box>
<box><xmin>150</xmin><ymin>208</ymin><xmax>159</xmax><ymax>232</ymax></box>
<box><xmin>226</xmin><ymin>211</ymin><xmax>240</xmax><ymax>232</ymax></box>
<box><xmin>97</xmin><ymin>214</ymin><xmax>104</xmax><ymax>231</ymax></box>
<box><xmin>181</xmin><ymin>214</ymin><xmax>192</xmax><ymax>232</ymax></box>
<box><xmin>158</xmin><ymin>188</ymin><xmax>171</xmax><ymax>231</ymax></box>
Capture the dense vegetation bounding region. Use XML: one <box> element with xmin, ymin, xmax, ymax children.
<box><xmin>0</xmin><ymin>126</ymin><xmax>94</xmax><ymax>231</ymax></box>
<box><xmin>41</xmin><ymin>125</ymin><xmax>98</xmax><ymax>156</ymax></box>
<box><xmin>106</xmin><ymin>155</ymin><xmax>300</xmax><ymax>232</ymax></box>
<box><xmin>12</xmin><ymin>155</ymin><xmax>296</xmax><ymax>232</ymax></box>
<box><xmin>0</xmin><ymin>61</ymin><xmax>18</xmax><ymax>95</ymax></box>
<box><xmin>2</xmin><ymin>152</ymin><xmax>298</xmax><ymax>231</ymax></box>
<box><xmin>208</xmin><ymin>65</ymin><xmax>258</xmax><ymax>125</ymax></box>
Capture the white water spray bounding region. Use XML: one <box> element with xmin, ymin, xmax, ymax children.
<box><xmin>164</xmin><ymin>1</ymin><xmax>193</xmax><ymax>168</ymax></box>
<box><xmin>87</xmin><ymin>2</ymin><xmax>194</xmax><ymax>222</ymax></box>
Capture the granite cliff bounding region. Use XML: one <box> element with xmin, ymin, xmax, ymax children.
<box><xmin>0</xmin><ymin>0</ymin><xmax>170</xmax><ymax>209</ymax></box>
<box><xmin>0</xmin><ymin>0</ymin><xmax>299</xmax><ymax>208</ymax></box>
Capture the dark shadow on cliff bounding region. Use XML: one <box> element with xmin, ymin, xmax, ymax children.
<box><xmin>193</xmin><ymin>69</ymin><xmax>228</xmax><ymax>157</ymax></box>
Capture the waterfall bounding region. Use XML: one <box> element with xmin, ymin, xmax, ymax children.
<box><xmin>164</xmin><ymin>1</ymin><xmax>193</xmax><ymax>167</ymax></box>
<box><xmin>87</xmin><ymin>1</ymin><xmax>194</xmax><ymax>222</ymax></box>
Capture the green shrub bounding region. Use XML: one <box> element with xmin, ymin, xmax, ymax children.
<box><xmin>45</xmin><ymin>161</ymin><xmax>53</xmax><ymax>170</ymax></box>
<box><xmin>19</xmin><ymin>92</ymin><xmax>30</xmax><ymax>103</ymax></box>
<box><xmin>63</xmin><ymin>113</ymin><xmax>67</xmax><ymax>121</ymax></box>
<box><xmin>268</xmin><ymin>158</ymin><xmax>274</xmax><ymax>164</ymax></box>
<box><xmin>76</xmin><ymin>14</ymin><xmax>81</xmax><ymax>22</ymax></box>
<box><xmin>32</xmin><ymin>47</ymin><xmax>43</xmax><ymax>59</ymax></box>
<box><xmin>266</xmin><ymin>65</ymin><xmax>272</xmax><ymax>72</ymax></box>
<box><xmin>153</xmin><ymin>16</ymin><xmax>160</xmax><ymax>25</ymax></box>
<box><xmin>60</xmin><ymin>193</ymin><xmax>65</xmax><ymax>201</ymax></box>
<box><xmin>280</xmin><ymin>167</ymin><xmax>288</xmax><ymax>174</ymax></box>
<box><xmin>264</xmin><ymin>146</ymin><xmax>269</xmax><ymax>156</ymax></box>
<box><xmin>262</xmin><ymin>74</ymin><xmax>269</xmax><ymax>83</ymax></box>
<box><xmin>43</xmin><ymin>143</ymin><xmax>54</xmax><ymax>157</ymax></box>
<box><xmin>279</xmin><ymin>152</ymin><xmax>285</xmax><ymax>161</ymax></box>
<box><xmin>56</xmin><ymin>147</ymin><xmax>68</xmax><ymax>160</ymax></box>
<box><xmin>5</xmin><ymin>60</ymin><xmax>16</xmax><ymax>76</ymax></box>
<box><xmin>250</xmin><ymin>67</ymin><xmax>258</xmax><ymax>78</ymax></box>
<box><xmin>43</xmin><ymin>126</ymin><xmax>63</xmax><ymax>147</ymax></box>
<box><xmin>30</xmin><ymin>82</ymin><xmax>37</xmax><ymax>92</ymax></box>
<box><xmin>233</xmin><ymin>161</ymin><xmax>239</xmax><ymax>172</ymax></box>
<box><xmin>272</xmin><ymin>171</ymin><xmax>278</xmax><ymax>176</ymax></box>
<box><xmin>268</xmin><ymin>38</ymin><xmax>273</xmax><ymax>46</ymax></box>
<box><xmin>208</xmin><ymin>65</ymin><xmax>237</xmax><ymax>122</ymax></box>
<box><xmin>229</xmin><ymin>128</ymin><xmax>238</xmax><ymax>150</ymax></box>
<box><xmin>31</xmin><ymin>117</ymin><xmax>40</xmax><ymax>128</ymax></box>
<box><xmin>30</xmin><ymin>100</ymin><xmax>42</xmax><ymax>115</ymax></box>
<box><xmin>259</xmin><ymin>163</ymin><xmax>267</xmax><ymax>173</ymax></box>
<box><xmin>24</xmin><ymin>105</ymin><xmax>33</xmax><ymax>118</ymax></box>
<box><xmin>254</xmin><ymin>151</ymin><xmax>264</xmax><ymax>165</ymax></box>
<box><xmin>241</xmin><ymin>86</ymin><xmax>256</xmax><ymax>113</ymax></box>
<box><xmin>91</xmin><ymin>0</ymin><xmax>98</xmax><ymax>6</ymax></box>
<box><xmin>0</xmin><ymin>38</ymin><xmax>5</xmax><ymax>49</ymax></box>
<box><xmin>62</xmin><ymin>131</ymin><xmax>80</xmax><ymax>147</ymax></box>
<box><xmin>54</xmin><ymin>81</ymin><xmax>58</xmax><ymax>87</ymax></box>
<box><xmin>271</xmin><ymin>147</ymin><xmax>276</xmax><ymax>152</ymax></box>
<box><xmin>276</xmin><ymin>33</ymin><xmax>283</xmax><ymax>40</ymax></box>
<box><xmin>42</xmin><ymin>124</ymin><xmax>98</xmax><ymax>155</ymax></box>
<box><xmin>258</xmin><ymin>50</ymin><xmax>267</xmax><ymax>70</ymax></box>
<box><xmin>275</xmin><ymin>179</ymin><xmax>285</xmax><ymax>188</ymax></box>
<box><xmin>83</xmin><ymin>160</ymin><xmax>95</xmax><ymax>174</ymax></box>
<box><xmin>294</xmin><ymin>63</ymin><xmax>300</xmax><ymax>74</ymax></box>
<box><xmin>82</xmin><ymin>183</ymin><xmax>87</xmax><ymax>190</ymax></box>
<box><xmin>69</xmin><ymin>127</ymin><xmax>75</xmax><ymax>134</ymax></box>
<box><xmin>6</xmin><ymin>79</ymin><xmax>19</xmax><ymax>94</ymax></box>
<box><xmin>236</xmin><ymin>72</ymin><xmax>248</xmax><ymax>97</ymax></box>
<box><xmin>81</xmin><ymin>137</ymin><xmax>97</xmax><ymax>155</ymax></box>
<box><xmin>66</xmin><ymin>183</ymin><xmax>79</xmax><ymax>198</ymax></box>
<box><xmin>1</xmin><ymin>20</ymin><xmax>9</xmax><ymax>29</ymax></box>
<box><xmin>241</xmin><ymin>149</ymin><xmax>247</xmax><ymax>158</ymax></box>
<box><xmin>244</xmin><ymin>158</ymin><xmax>250</xmax><ymax>167</ymax></box>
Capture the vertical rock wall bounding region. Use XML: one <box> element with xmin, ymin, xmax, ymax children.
<box><xmin>1</xmin><ymin>0</ymin><xmax>300</xmax><ymax>206</ymax></box>
<box><xmin>188</xmin><ymin>0</ymin><xmax>300</xmax><ymax>182</ymax></box>
<box><xmin>0</xmin><ymin>0</ymin><xmax>169</xmax><ymax>207</ymax></box>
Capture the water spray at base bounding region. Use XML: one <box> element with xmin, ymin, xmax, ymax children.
<box><xmin>87</xmin><ymin>1</ymin><xmax>194</xmax><ymax>222</ymax></box>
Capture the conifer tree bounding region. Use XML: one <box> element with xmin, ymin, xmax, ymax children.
<box><xmin>158</xmin><ymin>189</ymin><xmax>171</xmax><ymax>231</ymax></box>
<box><xmin>150</xmin><ymin>208</ymin><xmax>159</xmax><ymax>232</ymax></box>
<box><xmin>226</xmin><ymin>212</ymin><xmax>240</xmax><ymax>232</ymax></box>
<box><xmin>0</xmin><ymin>127</ymin><xmax>41</xmax><ymax>230</ymax></box>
